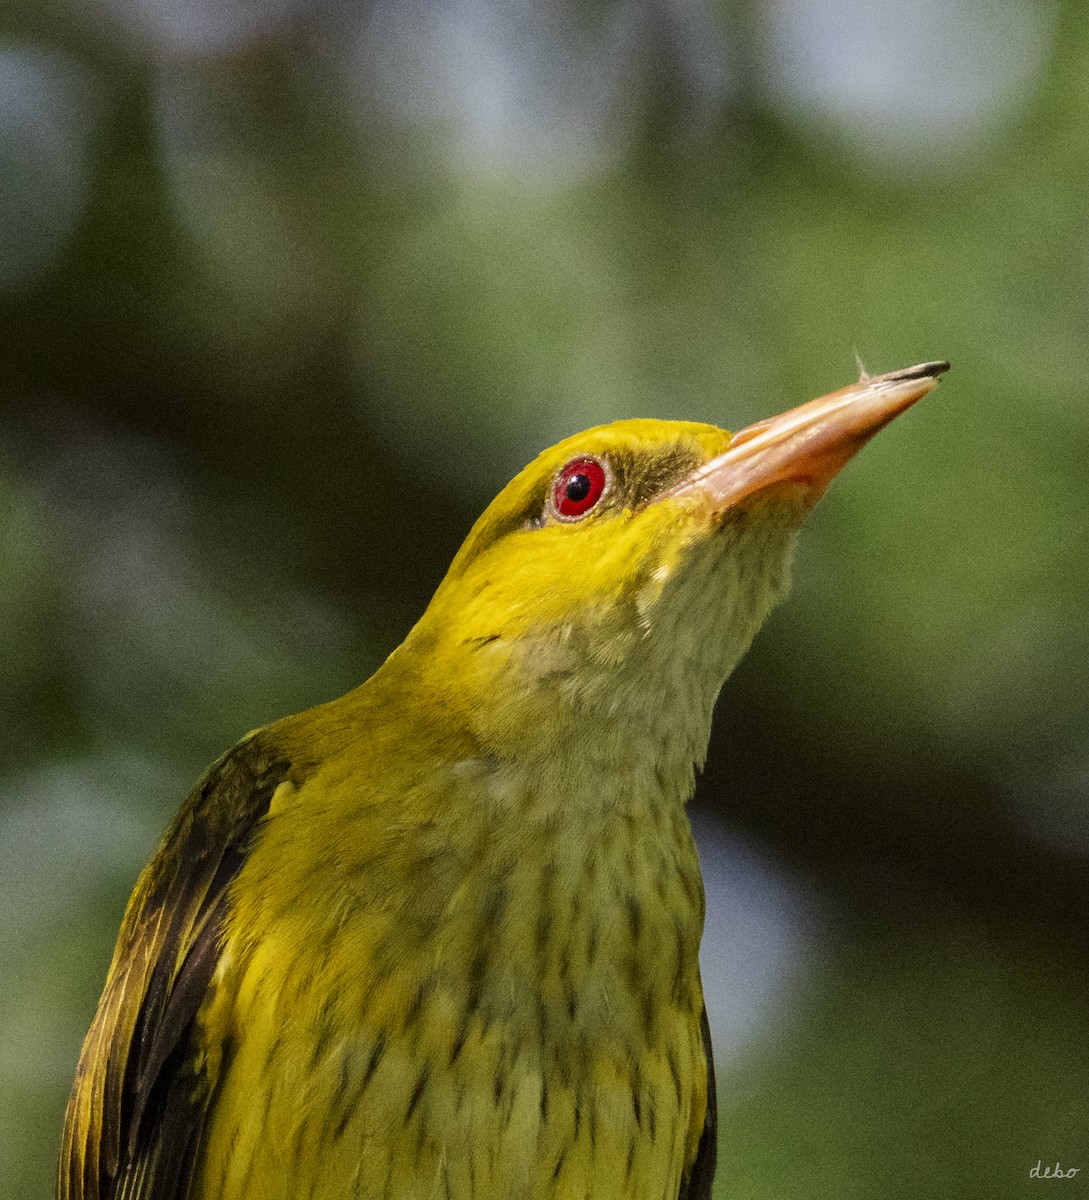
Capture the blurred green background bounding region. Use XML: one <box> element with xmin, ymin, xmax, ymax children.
<box><xmin>1</xmin><ymin>0</ymin><xmax>1087</xmax><ymax>1196</ymax></box>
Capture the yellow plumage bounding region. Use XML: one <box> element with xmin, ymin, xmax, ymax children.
<box><xmin>194</xmin><ymin>421</ymin><xmax>749</xmax><ymax>1200</ymax></box>
<box><xmin>59</xmin><ymin>365</ymin><xmax>944</xmax><ymax>1200</ymax></box>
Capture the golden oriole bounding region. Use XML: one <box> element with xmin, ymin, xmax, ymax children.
<box><xmin>59</xmin><ymin>361</ymin><xmax>946</xmax><ymax>1200</ymax></box>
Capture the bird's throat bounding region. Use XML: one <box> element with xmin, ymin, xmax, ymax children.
<box><xmin>441</xmin><ymin>497</ymin><xmax>802</xmax><ymax>817</ymax></box>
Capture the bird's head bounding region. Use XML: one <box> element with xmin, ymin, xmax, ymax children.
<box><xmin>401</xmin><ymin>364</ymin><xmax>946</xmax><ymax>787</ymax></box>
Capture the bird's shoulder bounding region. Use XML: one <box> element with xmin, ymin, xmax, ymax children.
<box><xmin>58</xmin><ymin>720</ymin><xmax>308</xmax><ymax>1200</ymax></box>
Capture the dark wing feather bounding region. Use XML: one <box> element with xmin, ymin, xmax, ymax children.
<box><xmin>58</xmin><ymin>733</ymin><xmax>295</xmax><ymax>1200</ymax></box>
<box><xmin>679</xmin><ymin>1004</ymin><xmax>718</xmax><ymax>1200</ymax></box>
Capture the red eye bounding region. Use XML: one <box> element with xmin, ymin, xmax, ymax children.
<box><xmin>551</xmin><ymin>457</ymin><xmax>608</xmax><ymax>520</ymax></box>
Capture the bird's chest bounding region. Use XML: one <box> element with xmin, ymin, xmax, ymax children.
<box><xmin>197</xmin><ymin>772</ymin><xmax>708</xmax><ymax>1200</ymax></box>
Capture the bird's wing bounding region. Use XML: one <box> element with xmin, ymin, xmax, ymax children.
<box><xmin>58</xmin><ymin>733</ymin><xmax>295</xmax><ymax>1200</ymax></box>
<box><xmin>679</xmin><ymin>1004</ymin><xmax>718</xmax><ymax>1200</ymax></box>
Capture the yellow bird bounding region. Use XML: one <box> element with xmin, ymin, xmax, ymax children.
<box><xmin>59</xmin><ymin>362</ymin><xmax>946</xmax><ymax>1200</ymax></box>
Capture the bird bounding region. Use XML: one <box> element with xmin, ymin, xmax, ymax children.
<box><xmin>58</xmin><ymin>361</ymin><xmax>947</xmax><ymax>1200</ymax></box>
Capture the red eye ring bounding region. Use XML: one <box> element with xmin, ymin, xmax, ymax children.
<box><xmin>550</xmin><ymin>457</ymin><xmax>608</xmax><ymax>521</ymax></box>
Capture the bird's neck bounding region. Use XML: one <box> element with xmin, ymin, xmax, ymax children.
<box><xmin>386</xmin><ymin>510</ymin><xmax>798</xmax><ymax>821</ymax></box>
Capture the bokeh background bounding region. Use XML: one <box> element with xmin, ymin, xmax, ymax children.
<box><xmin>2</xmin><ymin>0</ymin><xmax>1087</xmax><ymax>1195</ymax></box>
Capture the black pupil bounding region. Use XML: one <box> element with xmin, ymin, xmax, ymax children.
<box><xmin>565</xmin><ymin>473</ymin><xmax>592</xmax><ymax>503</ymax></box>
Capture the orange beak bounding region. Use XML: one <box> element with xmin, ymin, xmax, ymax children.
<box><xmin>670</xmin><ymin>361</ymin><xmax>948</xmax><ymax>513</ymax></box>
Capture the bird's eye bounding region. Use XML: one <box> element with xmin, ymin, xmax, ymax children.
<box><xmin>550</xmin><ymin>457</ymin><xmax>608</xmax><ymax>521</ymax></box>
